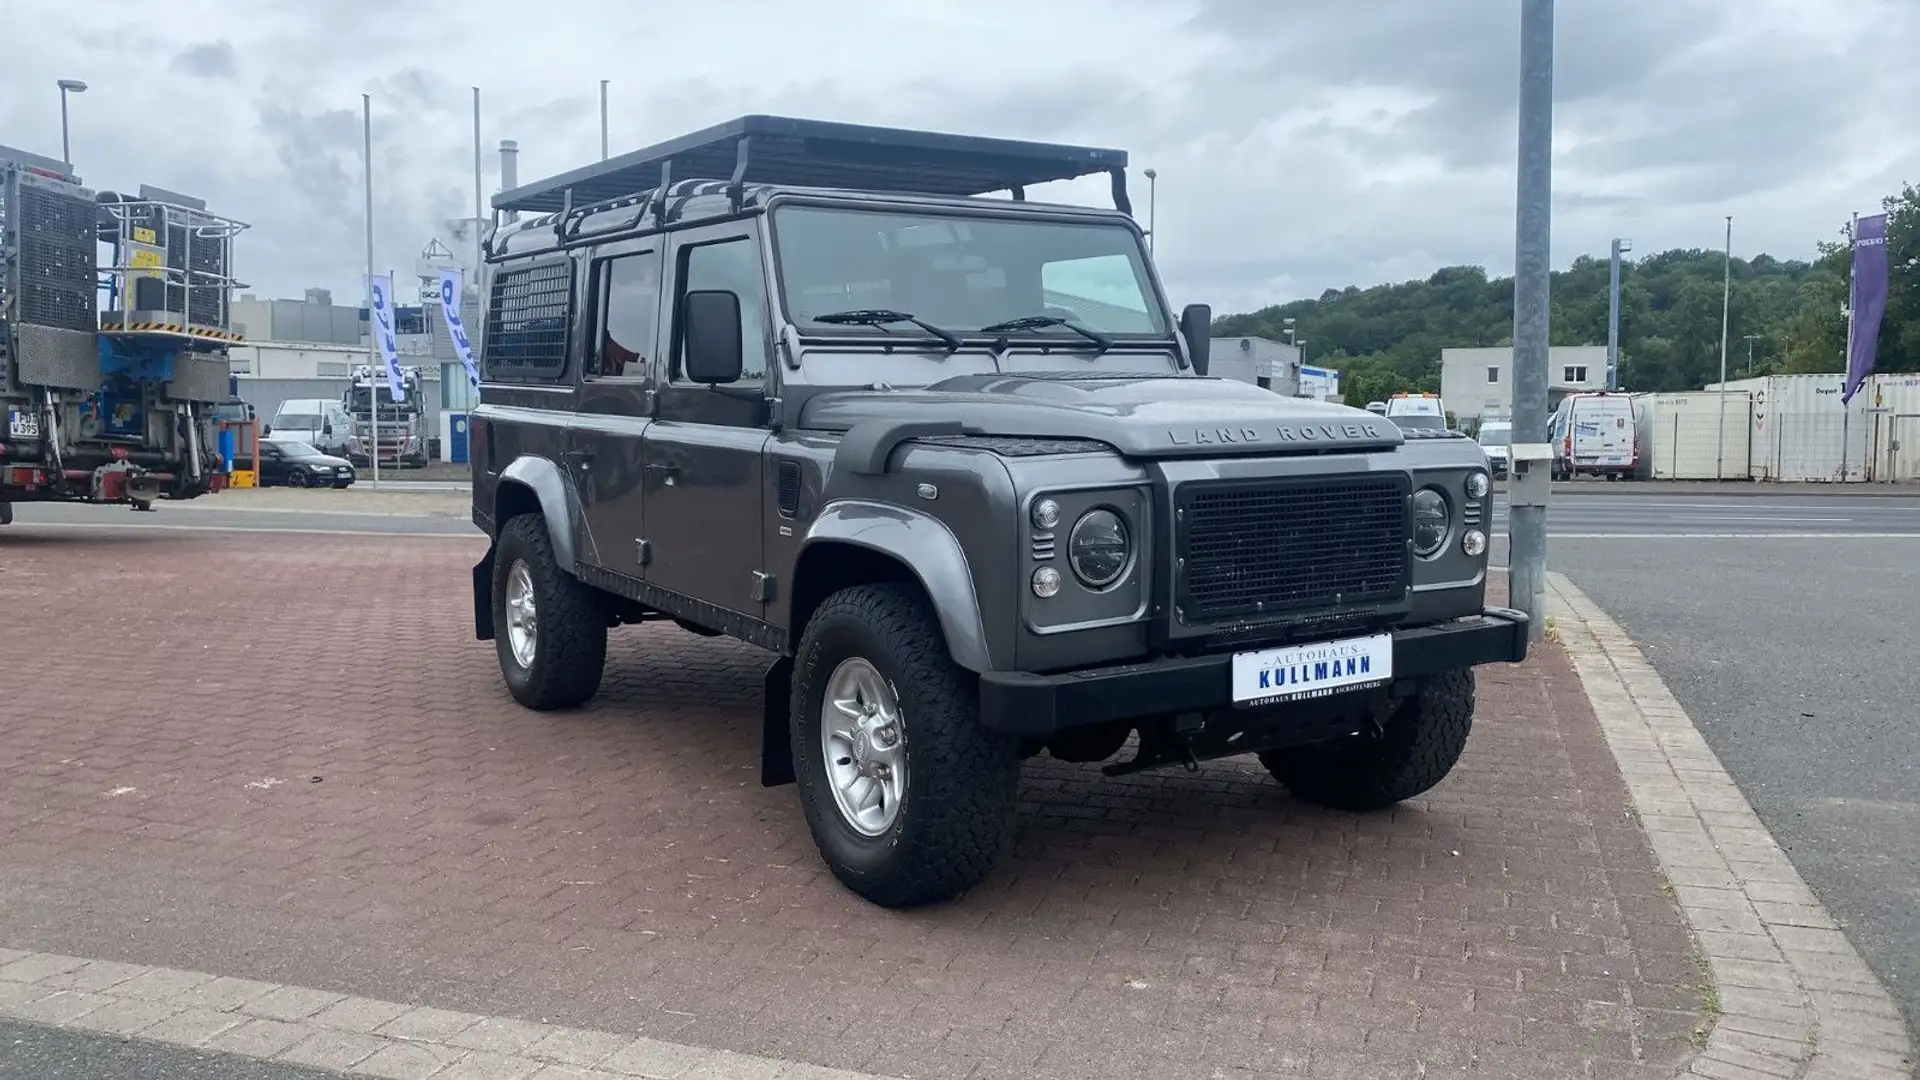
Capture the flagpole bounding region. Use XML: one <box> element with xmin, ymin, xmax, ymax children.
<box><xmin>1716</xmin><ymin>214</ymin><xmax>1731</xmax><ymax>480</ymax></box>
<box><xmin>1843</xmin><ymin>213</ymin><xmax>1857</xmax><ymax>481</ymax></box>
<box><xmin>472</xmin><ymin>86</ymin><xmax>483</xmax><ymax>292</ymax></box>
<box><xmin>363</xmin><ymin>93</ymin><xmax>380</xmax><ymax>492</ymax></box>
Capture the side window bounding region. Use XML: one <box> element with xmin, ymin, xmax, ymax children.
<box><xmin>482</xmin><ymin>259</ymin><xmax>572</xmax><ymax>380</ymax></box>
<box><xmin>674</xmin><ymin>237</ymin><xmax>768</xmax><ymax>385</ymax></box>
<box><xmin>590</xmin><ymin>250</ymin><xmax>662</xmax><ymax>380</ymax></box>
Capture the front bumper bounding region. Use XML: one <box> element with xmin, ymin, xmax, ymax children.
<box><xmin>979</xmin><ymin>607</ymin><xmax>1530</xmax><ymax>737</ymax></box>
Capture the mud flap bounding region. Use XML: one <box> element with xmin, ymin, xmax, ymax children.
<box><xmin>761</xmin><ymin>655</ymin><xmax>795</xmax><ymax>787</ymax></box>
<box><xmin>473</xmin><ymin>547</ymin><xmax>496</xmax><ymax>641</ymax></box>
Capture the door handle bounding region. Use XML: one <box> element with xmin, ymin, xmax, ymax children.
<box><xmin>645</xmin><ymin>463</ymin><xmax>678</xmax><ymax>475</ymax></box>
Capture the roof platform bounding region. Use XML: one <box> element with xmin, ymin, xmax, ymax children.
<box><xmin>492</xmin><ymin>114</ymin><xmax>1133</xmax><ymax>216</ymax></box>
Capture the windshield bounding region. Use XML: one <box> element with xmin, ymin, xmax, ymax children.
<box><xmin>772</xmin><ymin>205</ymin><xmax>1167</xmax><ymax>337</ymax></box>
<box><xmin>269</xmin><ymin>440</ymin><xmax>323</xmax><ymax>458</ymax></box>
<box><xmin>1477</xmin><ymin>427</ymin><xmax>1511</xmax><ymax>447</ymax></box>
<box><xmin>1391</xmin><ymin>414</ymin><xmax>1449</xmax><ymax>431</ymax></box>
<box><xmin>347</xmin><ymin>386</ymin><xmax>416</xmax><ymax>413</ymax></box>
<box><xmin>274</xmin><ymin>412</ymin><xmax>321</xmax><ymax>430</ymax></box>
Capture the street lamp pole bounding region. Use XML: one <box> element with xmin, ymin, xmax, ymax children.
<box><xmin>1743</xmin><ymin>334</ymin><xmax>1760</xmax><ymax>377</ymax></box>
<box><xmin>1143</xmin><ymin>168</ymin><xmax>1157</xmax><ymax>255</ymax></box>
<box><xmin>56</xmin><ymin>79</ymin><xmax>88</xmax><ymax>165</ymax></box>
<box><xmin>1716</xmin><ymin>215</ymin><xmax>1732</xmax><ymax>480</ymax></box>
<box><xmin>599</xmin><ymin>80</ymin><xmax>609</xmax><ymax>161</ymax></box>
<box><xmin>1509</xmin><ymin>0</ymin><xmax>1554</xmax><ymax>643</ymax></box>
<box><xmin>1606</xmin><ymin>237</ymin><xmax>1631</xmax><ymax>390</ymax></box>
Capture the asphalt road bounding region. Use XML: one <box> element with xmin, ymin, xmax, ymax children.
<box><xmin>1553</xmin><ymin>533</ymin><xmax>1920</xmax><ymax>1035</ymax></box>
<box><xmin>0</xmin><ymin>1019</ymin><xmax>336</xmax><ymax>1080</ymax></box>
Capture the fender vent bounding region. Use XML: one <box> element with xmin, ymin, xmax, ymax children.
<box><xmin>776</xmin><ymin>460</ymin><xmax>802</xmax><ymax>518</ymax></box>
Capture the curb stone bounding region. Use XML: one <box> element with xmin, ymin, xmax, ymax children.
<box><xmin>1547</xmin><ymin>572</ymin><xmax>1916</xmax><ymax>1079</ymax></box>
<box><xmin>0</xmin><ymin>952</ymin><xmax>896</xmax><ymax>1080</ymax></box>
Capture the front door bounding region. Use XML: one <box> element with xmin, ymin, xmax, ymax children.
<box><xmin>640</xmin><ymin>225</ymin><xmax>774</xmax><ymax>619</ymax></box>
<box><xmin>571</xmin><ymin>241</ymin><xmax>666</xmax><ymax>577</ymax></box>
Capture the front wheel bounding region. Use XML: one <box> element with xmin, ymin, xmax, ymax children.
<box><xmin>490</xmin><ymin>514</ymin><xmax>607</xmax><ymax>710</ymax></box>
<box><xmin>1259</xmin><ymin>668</ymin><xmax>1476</xmax><ymax>812</ymax></box>
<box><xmin>790</xmin><ymin>583</ymin><xmax>1021</xmax><ymax>908</ymax></box>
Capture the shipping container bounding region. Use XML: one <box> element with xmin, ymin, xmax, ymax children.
<box><xmin>1864</xmin><ymin>373</ymin><xmax>1920</xmax><ymax>482</ymax></box>
<box><xmin>1633</xmin><ymin>391</ymin><xmax>1752</xmax><ymax>480</ymax></box>
<box><xmin>1706</xmin><ymin>374</ymin><xmax>1872</xmax><ymax>482</ymax></box>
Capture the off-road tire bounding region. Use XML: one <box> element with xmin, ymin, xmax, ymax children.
<box><xmin>492</xmin><ymin>513</ymin><xmax>606</xmax><ymax>711</ymax></box>
<box><xmin>790</xmin><ymin>583</ymin><xmax>1021</xmax><ymax>908</ymax></box>
<box><xmin>1259</xmin><ymin>668</ymin><xmax>1475</xmax><ymax>811</ymax></box>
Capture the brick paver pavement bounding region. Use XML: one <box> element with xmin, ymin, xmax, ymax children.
<box><xmin>0</xmin><ymin>530</ymin><xmax>1703</xmax><ymax>1078</ymax></box>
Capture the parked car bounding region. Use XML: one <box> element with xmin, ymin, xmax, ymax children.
<box><xmin>257</xmin><ymin>438</ymin><xmax>356</xmax><ymax>488</ymax></box>
<box><xmin>467</xmin><ymin>114</ymin><xmax>1527</xmax><ymax>909</ymax></box>
<box><xmin>1476</xmin><ymin>420</ymin><xmax>1512</xmax><ymax>477</ymax></box>
<box><xmin>1550</xmin><ymin>392</ymin><xmax>1637</xmax><ymax>480</ymax></box>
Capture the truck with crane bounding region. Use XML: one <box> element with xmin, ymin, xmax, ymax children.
<box><xmin>0</xmin><ymin>145</ymin><xmax>245</xmax><ymax>524</ymax></box>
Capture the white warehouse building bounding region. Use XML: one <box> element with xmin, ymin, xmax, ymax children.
<box><xmin>1440</xmin><ymin>345</ymin><xmax>1609</xmax><ymax>423</ymax></box>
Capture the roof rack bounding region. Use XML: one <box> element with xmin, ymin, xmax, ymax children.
<box><xmin>491</xmin><ymin>114</ymin><xmax>1132</xmax><ymax>217</ymax></box>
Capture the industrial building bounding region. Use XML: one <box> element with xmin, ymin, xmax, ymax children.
<box><xmin>1440</xmin><ymin>345</ymin><xmax>1608</xmax><ymax>423</ymax></box>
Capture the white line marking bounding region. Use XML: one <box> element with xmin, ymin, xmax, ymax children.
<box><xmin>1546</xmin><ymin>532</ymin><xmax>1920</xmax><ymax>539</ymax></box>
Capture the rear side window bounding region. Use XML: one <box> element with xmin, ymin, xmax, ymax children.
<box><xmin>590</xmin><ymin>250</ymin><xmax>663</xmax><ymax>380</ymax></box>
<box><xmin>484</xmin><ymin>258</ymin><xmax>573</xmax><ymax>380</ymax></box>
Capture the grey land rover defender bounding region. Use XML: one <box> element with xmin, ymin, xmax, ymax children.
<box><xmin>469</xmin><ymin>116</ymin><xmax>1529</xmax><ymax>908</ymax></box>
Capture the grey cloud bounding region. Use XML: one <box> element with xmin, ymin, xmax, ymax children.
<box><xmin>171</xmin><ymin>40</ymin><xmax>240</xmax><ymax>80</ymax></box>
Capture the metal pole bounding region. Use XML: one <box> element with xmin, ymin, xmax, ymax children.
<box><xmin>59</xmin><ymin>90</ymin><xmax>71</xmax><ymax>164</ymax></box>
<box><xmin>1143</xmin><ymin>169</ymin><xmax>1157</xmax><ymax>256</ymax></box>
<box><xmin>1843</xmin><ymin>213</ymin><xmax>1858</xmax><ymax>482</ymax></box>
<box><xmin>472</xmin><ymin>87</ymin><xmax>483</xmax><ymax>283</ymax></box>
<box><xmin>1716</xmin><ymin>215</ymin><xmax>1731</xmax><ymax>480</ymax></box>
<box><xmin>363</xmin><ymin>93</ymin><xmax>380</xmax><ymax>491</ymax></box>
<box><xmin>600</xmin><ymin>80</ymin><xmax>610</xmax><ymax>161</ymax></box>
<box><xmin>1606</xmin><ymin>239</ymin><xmax>1623</xmax><ymax>390</ymax></box>
<box><xmin>1507</xmin><ymin>0</ymin><xmax>1554</xmax><ymax>643</ymax></box>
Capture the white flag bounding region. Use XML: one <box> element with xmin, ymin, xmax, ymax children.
<box><xmin>437</xmin><ymin>271</ymin><xmax>480</xmax><ymax>390</ymax></box>
<box><xmin>364</xmin><ymin>273</ymin><xmax>407</xmax><ymax>402</ymax></box>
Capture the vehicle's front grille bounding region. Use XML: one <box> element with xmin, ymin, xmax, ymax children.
<box><xmin>1175</xmin><ymin>475</ymin><xmax>1410</xmax><ymax>623</ymax></box>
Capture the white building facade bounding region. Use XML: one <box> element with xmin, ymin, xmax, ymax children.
<box><xmin>1440</xmin><ymin>345</ymin><xmax>1609</xmax><ymax>422</ymax></box>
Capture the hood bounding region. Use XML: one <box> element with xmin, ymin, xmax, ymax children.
<box><xmin>798</xmin><ymin>373</ymin><xmax>1405</xmax><ymax>459</ymax></box>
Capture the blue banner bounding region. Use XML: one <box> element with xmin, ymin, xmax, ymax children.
<box><xmin>364</xmin><ymin>273</ymin><xmax>407</xmax><ymax>403</ymax></box>
<box><xmin>437</xmin><ymin>271</ymin><xmax>480</xmax><ymax>390</ymax></box>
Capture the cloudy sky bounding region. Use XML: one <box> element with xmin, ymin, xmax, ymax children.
<box><xmin>5</xmin><ymin>0</ymin><xmax>1915</xmax><ymax>316</ymax></box>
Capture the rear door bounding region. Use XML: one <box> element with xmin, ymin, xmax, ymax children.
<box><xmin>1574</xmin><ymin>397</ymin><xmax>1634</xmax><ymax>468</ymax></box>
<box><xmin>570</xmin><ymin>240</ymin><xmax>666</xmax><ymax>576</ymax></box>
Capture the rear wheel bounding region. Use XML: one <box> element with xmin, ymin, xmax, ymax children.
<box><xmin>491</xmin><ymin>513</ymin><xmax>606</xmax><ymax>710</ymax></box>
<box><xmin>1259</xmin><ymin>669</ymin><xmax>1475</xmax><ymax>811</ymax></box>
<box><xmin>790</xmin><ymin>583</ymin><xmax>1021</xmax><ymax>907</ymax></box>
<box><xmin>0</xmin><ymin>502</ymin><xmax>12</xmax><ymax>526</ymax></box>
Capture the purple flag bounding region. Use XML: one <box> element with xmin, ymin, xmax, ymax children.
<box><xmin>1843</xmin><ymin>212</ymin><xmax>1889</xmax><ymax>405</ymax></box>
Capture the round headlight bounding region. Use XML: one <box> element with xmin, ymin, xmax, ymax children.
<box><xmin>1462</xmin><ymin>529</ymin><xmax>1488</xmax><ymax>557</ymax></box>
<box><xmin>1068</xmin><ymin>509</ymin><xmax>1131</xmax><ymax>589</ymax></box>
<box><xmin>1464</xmin><ymin>470</ymin><xmax>1489</xmax><ymax>499</ymax></box>
<box><xmin>1031</xmin><ymin>498</ymin><xmax>1061</xmax><ymax>530</ymax></box>
<box><xmin>1031</xmin><ymin>566</ymin><xmax>1062</xmax><ymax>598</ymax></box>
<box><xmin>1411</xmin><ymin>488</ymin><xmax>1450</xmax><ymax>558</ymax></box>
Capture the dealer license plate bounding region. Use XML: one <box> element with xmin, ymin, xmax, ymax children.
<box><xmin>7</xmin><ymin>407</ymin><xmax>40</xmax><ymax>440</ymax></box>
<box><xmin>1231</xmin><ymin>632</ymin><xmax>1393</xmax><ymax>706</ymax></box>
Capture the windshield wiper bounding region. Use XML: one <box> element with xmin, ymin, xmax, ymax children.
<box><xmin>812</xmin><ymin>309</ymin><xmax>962</xmax><ymax>352</ymax></box>
<box><xmin>978</xmin><ymin>314</ymin><xmax>1112</xmax><ymax>355</ymax></box>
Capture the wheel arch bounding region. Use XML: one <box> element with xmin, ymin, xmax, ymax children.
<box><xmin>789</xmin><ymin>501</ymin><xmax>995</xmax><ymax>674</ymax></box>
<box><xmin>493</xmin><ymin>455</ymin><xmax>580</xmax><ymax>575</ymax></box>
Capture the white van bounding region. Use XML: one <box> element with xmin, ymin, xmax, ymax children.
<box><xmin>268</xmin><ymin>398</ymin><xmax>353</xmax><ymax>458</ymax></box>
<box><xmin>1475</xmin><ymin>420</ymin><xmax>1512</xmax><ymax>477</ymax></box>
<box><xmin>1550</xmin><ymin>392</ymin><xmax>1637</xmax><ymax>479</ymax></box>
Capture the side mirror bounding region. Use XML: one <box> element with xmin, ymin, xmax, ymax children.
<box><xmin>682</xmin><ymin>289</ymin><xmax>744</xmax><ymax>384</ymax></box>
<box><xmin>1179</xmin><ymin>303</ymin><xmax>1212</xmax><ymax>376</ymax></box>
<box><xmin>262</xmin><ymin>424</ymin><xmax>272</xmax><ymax>436</ymax></box>
<box><xmin>322</xmin><ymin>421</ymin><xmax>333</xmax><ymax>436</ymax></box>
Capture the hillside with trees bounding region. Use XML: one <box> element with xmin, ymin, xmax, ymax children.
<box><xmin>1215</xmin><ymin>184</ymin><xmax>1919</xmax><ymax>408</ymax></box>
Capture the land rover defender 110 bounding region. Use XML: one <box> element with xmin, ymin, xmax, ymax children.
<box><xmin>469</xmin><ymin>115</ymin><xmax>1528</xmax><ymax>907</ymax></box>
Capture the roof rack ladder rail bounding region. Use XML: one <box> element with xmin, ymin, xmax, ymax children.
<box><xmin>1009</xmin><ymin>185</ymin><xmax>1026</xmax><ymax>201</ymax></box>
<box><xmin>1108</xmin><ymin>167</ymin><xmax>1132</xmax><ymax>216</ymax></box>
<box><xmin>648</xmin><ymin>161</ymin><xmax>672</xmax><ymax>224</ymax></box>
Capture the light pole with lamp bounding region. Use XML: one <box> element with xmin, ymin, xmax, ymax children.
<box><xmin>57</xmin><ymin>79</ymin><xmax>87</xmax><ymax>165</ymax></box>
<box><xmin>599</xmin><ymin>80</ymin><xmax>609</xmax><ymax>160</ymax></box>
<box><xmin>1142</xmin><ymin>168</ymin><xmax>1157</xmax><ymax>255</ymax></box>
<box><xmin>1742</xmin><ymin>333</ymin><xmax>1761</xmax><ymax>377</ymax></box>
